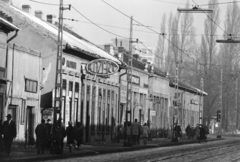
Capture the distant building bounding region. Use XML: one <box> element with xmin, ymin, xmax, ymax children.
<box><xmin>110</xmin><ymin>38</ymin><xmax>155</xmax><ymax>64</ymax></box>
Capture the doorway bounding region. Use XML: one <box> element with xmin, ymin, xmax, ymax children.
<box><xmin>26</xmin><ymin>106</ymin><xmax>35</xmax><ymax>145</ymax></box>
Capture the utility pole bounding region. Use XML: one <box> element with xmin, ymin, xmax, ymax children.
<box><xmin>199</xmin><ymin>73</ymin><xmax>204</xmax><ymax>125</ymax></box>
<box><xmin>236</xmin><ymin>74</ymin><xmax>239</xmax><ymax>130</ymax></box>
<box><xmin>125</xmin><ymin>16</ymin><xmax>133</xmax><ymax>141</ymax></box>
<box><xmin>217</xmin><ymin>68</ymin><xmax>223</xmax><ymax>138</ymax></box>
<box><xmin>53</xmin><ymin>0</ymin><xmax>70</xmax><ymax>124</ymax></box>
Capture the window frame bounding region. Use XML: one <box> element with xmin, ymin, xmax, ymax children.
<box><xmin>25</xmin><ymin>78</ymin><xmax>38</xmax><ymax>93</ymax></box>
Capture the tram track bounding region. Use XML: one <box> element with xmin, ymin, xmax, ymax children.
<box><xmin>113</xmin><ymin>139</ymin><xmax>240</xmax><ymax>162</ymax></box>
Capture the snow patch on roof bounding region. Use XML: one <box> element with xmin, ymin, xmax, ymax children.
<box><xmin>9</xmin><ymin>5</ymin><xmax>123</xmax><ymax>65</ymax></box>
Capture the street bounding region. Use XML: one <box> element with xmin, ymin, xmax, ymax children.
<box><xmin>46</xmin><ymin>137</ymin><xmax>240</xmax><ymax>162</ymax></box>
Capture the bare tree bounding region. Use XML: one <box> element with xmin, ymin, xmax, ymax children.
<box><xmin>200</xmin><ymin>0</ymin><xmax>220</xmax><ymax>126</ymax></box>
<box><xmin>220</xmin><ymin>1</ymin><xmax>240</xmax><ymax>132</ymax></box>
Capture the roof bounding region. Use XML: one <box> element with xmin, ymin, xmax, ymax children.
<box><xmin>9</xmin><ymin>5</ymin><xmax>125</xmax><ymax>67</ymax></box>
<box><xmin>0</xmin><ymin>16</ymin><xmax>19</xmax><ymax>32</ymax></box>
<box><xmin>170</xmin><ymin>79</ymin><xmax>208</xmax><ymax>96</ymax></box>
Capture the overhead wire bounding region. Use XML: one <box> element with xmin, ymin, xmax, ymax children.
<box><xmin>101</xmin><ymin>0</ymin><xmax>237</xmax><ymax>78</ymax></box>
<box><xmin>71</xmin><ymin>6</ymin><xmax>130</xmax><ymax>39</ymax></box>
<box><xmin>200</xmin><ymin>0</ymin><xmax>240</xmax><ymax>6</ymax></box>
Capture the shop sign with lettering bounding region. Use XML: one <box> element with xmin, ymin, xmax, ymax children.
<box><xmin>86</xmin><ymin>59</ymin><xmax>119</xmax><ymax>76</ymax></box>
<box><xmin>131</xmin><ymin>75</ymin><xmax>140</xmax><ymax>85</ymax></box>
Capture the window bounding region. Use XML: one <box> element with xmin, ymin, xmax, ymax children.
<box><xmin>25</xmin><ymin>78</ymin><xmax>38</xmax><ymax>93</ymax></box>
<box><xmin>75</xmin><ymin>82</ymin><xmax>79</xmax><ymax>92</ymax></box>
<box><xmin>91</xmin><ymin>86</ymin><xmax>96</xmax><ymax>133</ymax></box>
<box><xmin>63</xmin><ymin>79</ymin><xmax>67</xmax><ymax>89</ymax></box>
<box><xmin>98</xmin><ymin>88</ymin><xmax>102</xmax><ymax>132</ymax></box>
<box><xmin>69</xmin><ymin>81</ymin><xmax>73</xmax><ymax>91</ymax></box>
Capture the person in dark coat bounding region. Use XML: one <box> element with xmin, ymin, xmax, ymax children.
<box><xmin>45</xmin><ymin>119</ymin><xmax>52</xmax><ymax>150</ymax></box>
<box><xmin>2</xmin><ymin>114</ymin><xmax>17</xmax><ymax>156</ymax></box>
<box><xmin>35</xmin><ymin>119</ymin><xmax>48</xmax><ymax>154</ymax></box>
<box><xmin>0</xmin><ymin>120</ymin><xmax>3</xmax><ymax>150</ymax></box>
<box><xmin>66</xmin><ymin>121</ymin><xmax>75</xmax><ymax>153</ymax></box>
<box><xmin>185</xmin><ymin>124</ymin><xmax>191</xmax><ymax>139</ymax></box>
<box><xmin>74</xmin><ymin>122</ymin><xmax>83</xmax><ymax>149</ymax></box>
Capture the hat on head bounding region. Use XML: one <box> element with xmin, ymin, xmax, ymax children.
<box><xmin>6</xmin><ymin>114</ymin><xmax>12</xmax><ymax>118</ymax></box>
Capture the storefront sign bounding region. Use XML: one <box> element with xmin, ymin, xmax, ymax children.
<box><xmin>131</xmin><ymin>75</ymin><xmax>140</xmax><ymax>85</ymax></box>
<box><xmin>86</xmin><ymin>59</ymin><xmax>119</xmax><ymax>76</ymax></box>
<box><xmin>150</xmin><ymin>110</ymin><xmax>156</xmax><ymax>116</ymax></box>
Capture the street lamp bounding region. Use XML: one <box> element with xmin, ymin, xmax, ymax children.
<box><xmin>177</xmin><ymin>6</ymin><xmax>213</xmax><ymax>13</ymax></box>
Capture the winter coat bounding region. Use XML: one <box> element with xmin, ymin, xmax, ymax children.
<box><xmin>74</xmin><ymin>125</ymin><xmax>83</xmax><ymax>142</ymax></box>
<box><xmin>142</xmin><ymin>125</ymin><xmax>149</xmax><ymax>138</ymax></box>
<box><xmin>35</xmin><ymin>123</ymin><xmax>48</xmax><ymax>148</ymax></box>
<box><xmin>131</xmin><ymin>122</ymin><xmax>140</xmax><ymax>136</ymax></box>
<box><xmin>2</xmin><ymin>120</ymin><xmax>16</xmax><ymax>139</ymax></box>
<box><xmin>66</xmin><ymin>125</ymin><xmax>75</xmax><ymax>144</ymax></box>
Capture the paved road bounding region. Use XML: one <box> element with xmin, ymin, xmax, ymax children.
<box><xmin>45</xmin><ymin>137</ymin><xmax>240</xmax><ymax>162</ymax></box>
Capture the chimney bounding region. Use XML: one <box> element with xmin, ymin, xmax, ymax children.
<box><xmin>35</xmin><ymin>10</ymin><xmax>43</xmax><ymax>19</ymax></box>
<box><xmin>22</xmin><ymin>5</ymin><xmax>31</xmax><ymax>13</ymax></box>
<box><xmin>46</xmin><ymin>14</ymin><xmax>55</xmax><ymax>24</ymax></box>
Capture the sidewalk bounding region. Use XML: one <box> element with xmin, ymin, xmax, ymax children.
<box><xmin>0</xmin><ymin>136</ymin><xmax>222</xmax><ymax>162</ymax></box>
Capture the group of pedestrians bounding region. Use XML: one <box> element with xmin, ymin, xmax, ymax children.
<box><xmin>122</xmin><ymin>119</ymin><xmax>150</xmax><ymax>146</ymax></box>
<box><xmin>185</xmin><ymin>123</ymin><xmax>209</xmax><ymax>142</ymax></box>
<box><xmin>35</xmin><ymin>118</ymin><xmax>84</xmax><ymax>154</ymax></box>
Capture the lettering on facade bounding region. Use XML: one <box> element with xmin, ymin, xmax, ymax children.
<box><xmin>86</xmin><ymin>59</ymin><xmax>119</xmax><ymax>76</ymax></box>
<box><xmin>67</xmin><ymin>60</ymin><xmax>77</xmax><ymax>69</ymax></box>
<box><xmin>131</xmin><ymin>74</ymin><xmax>140</xmax><ymax>85</ymax></box>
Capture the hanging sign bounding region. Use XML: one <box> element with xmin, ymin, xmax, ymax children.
<box><xmin>86</xmin><ymin>59</ymin><xmax>119</xmax><ymax>76</ymax></box>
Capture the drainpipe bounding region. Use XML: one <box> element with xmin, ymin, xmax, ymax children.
<box><xmin>7</xmin><ymin>30</ymin><xmax>18</xmax><ymax>43</ymax></box>
<box><xmin>3</xmin><ymin>31</ymin><xmax>18</xmax><ymax>120</ymax></box>
<box><xmin>117</xmin><ymin>68</ymin><xmax>127</xmax><ymax>143</ymax></box>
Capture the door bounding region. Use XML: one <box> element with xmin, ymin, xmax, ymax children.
<box><xmin>26</xmin><ymin>106</ymin><xmax>35</xmax><ymax>145</ymax></box>
<box><xmin>86</xmin><ymin>101</ymin><xmax>90</xmax><ymax>143</ymax></box>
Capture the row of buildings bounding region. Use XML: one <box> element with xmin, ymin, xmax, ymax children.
<box><xmin>0</xmin><ymin>1</ymin><xmax>206</xmax><ymax>147</ymax></box>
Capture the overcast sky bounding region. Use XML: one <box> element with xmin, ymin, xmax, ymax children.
<box><xmin>11</xmin><ymin>0</ymin><xmax>231</xmax><ymax>50</ymax></box>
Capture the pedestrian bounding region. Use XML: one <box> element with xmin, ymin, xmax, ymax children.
<box><xmin>195</xmin><ymin>124</ymin><xmax>200</xmax><ymax>139</ymax></box>
<box><xmin>35</xmin><ymin>119</ymin><xmax>48</xmax><ymax>154</ymax></box>
<box><xmin>74</xmin><ymin>122</ymin><xmax>83</xmax><ymax>149</ymax></box>
<box><xmin>45</xmin><ymin>119</ymin><xmax>52</xmax><ymax>151</ymax></box>
<box><xmin>142</xmin><ymin>123</ymin><xmax>149</xmax><ymax>145</ymax></box>
<box><xmin>131</xmin><ymin>119</ymin><xmax>141</xmax><ymax>145</ymax></box>
<box><xmin>58</xmin><ymin>118</ymin><xmax>66</xmax><ymax>152</ymax></box>
<box><xmin>66</xmin><ymin>121</ymin><xmax>75</xmax><ymax>153</ymax></box>
<box><xmin>126</xmin><ymin>122</ymin><xmax>132</xmax><ymax>146</ymax></box>
<box><xmin>113</xmin><ymin>123</ymin><xmax>118</xmax><ymax>142</ymax></box>
<box><xmin>185</xmin><ymin>124</ymin><xmax>191</xmax><ymax>139</ymax></box>
<box><xmin>2</xmin><ymin>114</ymin><xmax>17</xmax><ymax>156</ymax></box>
<box><xmin>0</xmin><ymin>120</ymin><xmax>3</xmax><ymax>150</ymax></box>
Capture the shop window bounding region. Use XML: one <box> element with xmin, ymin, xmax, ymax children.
<box><xmin>102</xmin><ymin>89</ymin><xmax>106</xmax><ymax>132</ymax></box>
<box><xmin>75</xmin><ymin>82</ymin><xmax>79</xmax><ymax>92</ymax></box>
<box><xmin>63</xmin><ymin>79</ymin><xmax>67</xmax><ymax>89</ymax></box>
<box><xmin>80</xmin><ymin>84</ymin><xmax>85</xmax><ymax>123</ymax></box>
<box><xmin>91</xmin><ymin>86</ymin><xmax>96</xmax><ymax>133</ymax></box>
<box><xmin>98</xmin><ymin>88</ymin><xmax>102</xmax><ymax>132</ymax></box>
<box><xmin>111</xmin><ymin>91</ymin><xmax>114</xmax><ymax>132</ymax></box>
<box><xmin>69</xmin><ymin>81</ymin><xmax>73</xmax><ymax>91</ymax></box>
<box><xmin>107</xmin><ymin>90</ymin><xmax>110</xmax><ymax>132</ymax></box>
<box><xmin>25</xmin><ymin>78</ymin><xmax>38</xmax><ymax>93</ymax></box>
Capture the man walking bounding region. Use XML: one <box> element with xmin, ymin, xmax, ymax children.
<box><xmin>131</xmin><ymin>119</ymin><xmax>141</xmax><ymax>145</ymax></box>
<box><xmin>35</xmin><ymin>119</ymin><xmax>48</xmax><ymax>154</ymax></box>
<box><xmin>2</xmin><ymin>114</ymin><xmax>17</xmax><ymax>156</ymax></box>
